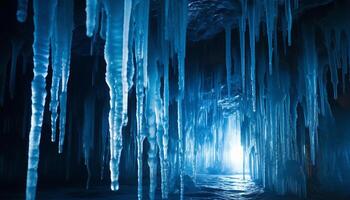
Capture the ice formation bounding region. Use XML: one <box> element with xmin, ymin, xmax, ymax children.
<box><xmin>7</xmin><ymin>0</ymin><xmax>349</xmax><ymax>199</ymax></box>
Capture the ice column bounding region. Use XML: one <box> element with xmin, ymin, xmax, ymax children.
<box><xmin>26</xmin><ymin>0</ymin><xmax>57</xmax><ymax>199</ymax></box>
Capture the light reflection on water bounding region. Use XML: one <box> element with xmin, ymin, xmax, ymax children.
<box><xmin>186</xmin><ymin>174</ymin><xmax>301</xmax><ymax>200</ymax></box>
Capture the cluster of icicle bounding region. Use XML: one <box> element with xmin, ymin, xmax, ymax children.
<box><xmin>218</xmin><ymin>0</ymin><xmax>349</xmax><ymax>198</ymax></box>
<box><xmin>19</xmin><ymin>0</ymin><xmax>187</xmax><ymax>199</ymax></box>
<box><xmin>16</xmin><ymin>0</ymin><xmax>350</xmax><ymax>199</ymax></box>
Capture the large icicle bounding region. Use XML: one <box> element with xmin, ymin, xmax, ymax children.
<box><xmin>171</xmin><ymin>0</ymin><xmax>188</xmax><ymax>198</ymax></box>
<box><xmin>122</xmin><ymin>0</ymin><xmax>132</xmax><ymax>126</ymax></box>
<box><xmin>161</xmin><ymin>37</ymin><xmax>170</xmax><ymax>200</ymax></box>
<box><xmin>103</xmin><ymin>0</ymin><xmax>125</xmax><ymax>191</ymax></box>
<box><xmin>160</xmin><ymin>1</ymin><xmax>170</xmax><ymax>198</ymax></box>
<box><xmin>26</xmin><ymin>0</ymin><xmax>57</xmax><ymax>199</ymax></box>
<box><xmin>146</xmin><ymin>48</ymin><xmax>159</xmax><ymax>200</ymax></box>
<box><xmin>133</xmin><ymin>0</ymin><xmax>150</xmax><ymax>198</ymax></box>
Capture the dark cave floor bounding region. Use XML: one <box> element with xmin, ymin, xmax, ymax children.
<box><xmin>1</xmin><ymin>174</ymin><xmax>348</xmax><ymax>199</ymax></box>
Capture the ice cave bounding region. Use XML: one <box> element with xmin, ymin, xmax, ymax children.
<box><xmin>1</xmin><ymin>0</ymin><xmax>350</xmax><ymax>199</ymax></box>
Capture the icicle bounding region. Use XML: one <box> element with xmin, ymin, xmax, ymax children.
<box><xmin>26</xmin><ymin>0</ymin><xmax>57</xmax><ymax>199</ymax></box>
<box><xmin>122</xmin><ymin>0</ymin><xmax>132</xmax><ymax>126</ymax></box>
<box><xmin>248</xmin><ymin>2</ymin><xmax>257</xmax><ymax>111</ymax></box>
<box><xmin>239</xmin><ymin>0</ymin><xmax>247</xmax><ymax>91</ymax></box>
<box><xmin>57</xmin><ymin>0</ymin><xmax>74</xmax><ymax>153</ymax></box>
<box><xmin>285</xmin><ymin>0</ymin><xmax>293</xmax><ymax>46</ymax></box>
<box><xmin>302</xmin><ymin>26</ymin><xmax>318</xmax><ymax>165</ymax></box>
<box><xmin>225</xmin><ymin>26</ymin><xmax>232</xmax><ymax>96</ymax></box>
<box><xmin>86</xmin><ymin>0</ymin><xmax>98</xmax><ymax>37</ymax></box>
<box><xmin>99</xmin><ymin>7</ymin><xmax>107</xmax><ymax>40</ymax></box>
<box><xmin>171</xmin><ymin>0</ymin><xmax>188</xmax><ymax>198</ymax></box>
<box><xmin>146</xmin><ymin>50</ymin><xmax>159</xmax><ymax>199</ymax></box>
<box><xmin>103</xmin><ymin>0</ymin><xmax>125</xmax><ymax>191</ymax></box>
<box><xmin>82</xmin><ymin>94</ymin><xmax>95</xmax><ymax>189</ymax></box>
<box><xmin>9</xmin><ymin>39</ymin><xmax>23</xmax><ymax>99</ymax></box>
<box><xmin>133</xmin><ymin>0</ymin><xmax>150</xmax><ymax>198</ymax></box>
<box><xmin>264</xmin><ymin>0</ymin><xmax>276</xmax><ymax>74</ymax></box>
<box><xmin>16</xmin><ymin>0</ymin><xmax>28</xmax><ymax>23</ymax></box>
<box><xmin>162</xmin><ymin>43</ymin><xmax>170</xmax><ymax>199</ymax></box>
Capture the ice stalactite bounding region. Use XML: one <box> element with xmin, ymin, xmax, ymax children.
<box><xmin>264</xmin><ymin>0</ymin><xmax>277</xmax><ymax>74</ymax></box>
<box><xmin>122</xmin><ymin>0</ymin><xmax>132</xmax><ymax>126</ymax></box>
<box><xmin>301</xmin><ymin>26</ymin><xmax>318</xmax><ymax>165</ymax></box>
<box><xmin>161</xmin><ymin>36</ymin><xmax>170</xmax><ymax>200</ymax></box>
<box><xmin>158</xmin><ymin>1</ymin><xmax>170</xmax><ymax>198</ymax></box>
<box><xmin>146</xmin><ymin>43</ymin><xmax>160</xmax><ymax>199</ymax></box>
<box><xmin>10</xmin><ymin>39</ymin><xmax>23</xmax><ymax>99</ymax></box>
<box><xmin>239</xmin><ymin>0</ymin><xmax>247</xmax><ymax>91</ymax></box>
<box><xmin>57</xmin><ymin>0</ymin><xmax>74</xmax><ymax>153</ymax></box>
<box><xmin>168</xmin><ymin>0</ymin><xmax>188</xmax><ymax>198</ymax></box>
<box><xmin>85</xmin><ymin>0</ymin><xmax>98</xmax><ymax>37</ymax></box>
<box><xmin>248</xmin><ymin>1</ymin><xmax>257</xmax><ymax>112</ymax></box>
<box><xmin>82</xmin><ymin>94</ymin><xmax>96</xmax><ymax>189</ymax></box>
<box><xmin>16</xmin><ymin>0</ymin><xmax>28</xmax><ymax>23</ymax></box>
<box><xmin>225</xmin><ymin>26</ymin><xmax>232</xmax><ymax>96</ymax></box>
<box><xmin>103</xmin><ymin>0</ymin><xmax>125</xmax><ymax>191</ymax></box>
<box><xmin>132</xmin><ymin>0</ymin><xmax>150</xmax><ymax>198</ymax></box>
<box><xmin>99</xmin><ymin>7</ymin><xmax>107</xmax><ymax>40</ymax></box>
<box><xmin>26</xmin><ymin>0</ymin><xmax>57</xmax><ymax>199</ymax></box>
<box><xmin>49</xmin><ymin>0</ymin><xmax>74</xmax><ymax>145</ymax></box>
<box><xmin>285</xmin><ymin>0</ymin><xmax>293</xmax><ymax>46</ymax></box>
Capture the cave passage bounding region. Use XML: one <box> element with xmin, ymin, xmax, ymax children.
<box><xmin>1</xmin><ymin>0</ymin><xmax>350</xmax><ymax>200</ymax></box>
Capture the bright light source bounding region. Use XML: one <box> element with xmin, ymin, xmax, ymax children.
<box><xmin>222</xmin><ymin>114</ymin><xmax>244</xmax><ymax>173</ymax></box>
<box><xmin>227</xmin><ymin>144</ymin><xmax>243</xmax><ymax>172</ymax></box>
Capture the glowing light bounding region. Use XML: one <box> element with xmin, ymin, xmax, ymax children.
<box><xmin>227</xmin><ymin>144</ymin><xmax>244</xmax><ymax>172</ymax></box>
<box><xmin>222</xmin><ymin>114</ymin><xmax>244</xmax><ymax>173</ymax></box>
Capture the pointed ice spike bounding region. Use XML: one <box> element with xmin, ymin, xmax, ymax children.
<box><xmin>264</xmin><ymin>0</ymin><xmax>276</xmax><ymax>74</ymax></box>
<box><xmin>248</xmin><ymin>1</ymin><xmax>257</xmax><ymax>111</ymax></box>
<box><xmin>26</xmin><ymin>0</ymin><xmax>57</xmax><ymax>199</ymax></box>
<box><xmin>57</xmin><ymin>0</ymin><xmax>74</xmax><ymax>153</ymax></box>
<box><xmin>239</xmin><ymin>0</ymin><xmax>247</xmax><ymax>91</ymax></box>
<box><xmin>285</xmin><ymin>0</ymin><xmax>293</xmax><ymax>46</ymax></box>
<box><xmin>133</xmin><ymin>0</ymin><xmax>150</xmax><ymax>198</ymax></box>
<box><xmin>16</xmin><ymin>0</ymin><xmax>28</xmax><ymax>22</ymax></box>
<box><xmin>122</xmin><ymin>0</ymin><xmax>132</xmax><ymax>126</ymax></box>
<box><xmin>9</xmin><ymin>39</ymin><xmax>23</xmax><ymax>99</ymax></box>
